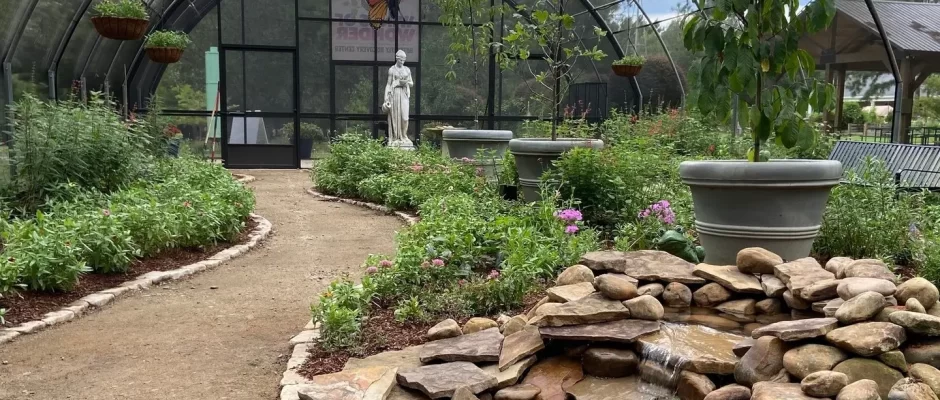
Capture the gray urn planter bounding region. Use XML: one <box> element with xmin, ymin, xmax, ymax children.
<box><xmin>442</xmin><ymin>130</ymin><xmax>513</xmax><ymax>180</ymax></box>
<box><xmin>509</xmin><ymin>138</ymin><xmax>605</xmax><ymax>201</ymax></box>
<box><xmin>679</xmin><ymin>160</ymin><xmax>843</xmax><ymax>264</ymax></box>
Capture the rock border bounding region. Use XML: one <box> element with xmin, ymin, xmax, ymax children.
<box><xmin>306</xmin><ymin>188</ymin><xmax>419</xmax><ymax>226</ymax></box>
<box><xmin>0</xmin><ymin>213</ymin><xmax>273</xmax><ymax>346</ymax></box>
<box><xmin>232</xmin><ymin>173</ymin><xmax>256</xmax><ymax>184</ymax></box>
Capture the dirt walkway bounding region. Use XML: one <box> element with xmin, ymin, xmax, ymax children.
<box><xmin>0</xmin><ymin>170</ymin><xmax>402</xmax><ymax>400</ymax></box>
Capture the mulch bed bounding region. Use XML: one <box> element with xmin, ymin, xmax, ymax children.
<box><xmin>0</xmin><ymin>218</ymin><xmax>258</xmax><ymax>326</ymax></box>
<box><xmin>298</xmin><ymin>291</ymin><xmax>546</xmax><ymax>378</ymax></box>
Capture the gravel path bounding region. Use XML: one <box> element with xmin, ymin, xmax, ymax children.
<box><xmin>0</xmin><ymin>170</ymin><xmax>402</xmax><ymax>400</ymax></box>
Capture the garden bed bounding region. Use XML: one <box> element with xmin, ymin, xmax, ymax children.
<box><xmin>1</xmin><ymin>218</ymin><xmax>258</xmax><ymax>326</ymax></box>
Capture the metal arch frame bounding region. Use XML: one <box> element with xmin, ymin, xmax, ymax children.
<box><xmin>123</xmin><ymin>0</ymin><xmax>189</xmax><ymax>91</ymax></box>
<box><xmin>3</xmin><ymin>0</ymin><xmax>41</xmax><ymax>104</ymax></box>
<box><xmin>581</xmin><ymin>0</ymin><xmax>641</xmax><ymax>114</ymax></box>
<box><xmin>47</xmin><ymin>0</ymin><xmax>94</xmax><ymax>100</ymax></box>
<box><xmin>630</xmin><ymin>0</ymin><xmax>685</xmax><ymax>105</ymax></box>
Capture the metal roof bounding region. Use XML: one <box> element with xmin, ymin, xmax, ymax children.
<box><xmin>838</xmin><ymin>0</ymin><xmax>940</xmax><ymax>53</ymax></box>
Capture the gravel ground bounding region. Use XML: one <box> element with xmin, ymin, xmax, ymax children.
<box><xmin>0</xmin><ymin>170</ymin><xmax>402</xmax><ymax>400</ymax></box>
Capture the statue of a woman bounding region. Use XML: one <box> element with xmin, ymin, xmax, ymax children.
<box><xmin>383</xmin><ymin>50</ymin><xmax>414</xmax><ymax>149</ymax></box>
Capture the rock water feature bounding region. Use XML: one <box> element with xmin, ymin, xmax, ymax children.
<box><xmin>289</xmin><ymin>249</ymin><xmax>940</xmax><ymax>400</ymax></box>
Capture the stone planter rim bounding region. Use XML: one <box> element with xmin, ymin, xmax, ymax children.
<box><xmin>442</xmin><ymin>129</ymin><xmax>513</xmax><ymax>141</ymax></box>
<box><xmin>680</xmin><ymin>159</ymin><xmax>843</xmax><ymax>186</ymax></box>
<box><xmin>508</xmin><ymin>137</ymin><xmax>604</xmax><ymax>155</ymax></box>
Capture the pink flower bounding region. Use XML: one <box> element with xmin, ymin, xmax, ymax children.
<box><xmin>432</xmin><ymin>258</ymin><xmax>445</xmax><ymax>267</ymax></box>
<box><xmin>379</xmin><ymin>259</ymin><xmax>393</xmax><ymax>268</ymax></box>
<box><xmin>487</xmin><ymin>270</ymin><xmax>500</xmax><ymax>280</ymax></box>
<box><xmin>183</xmin><ymin>201</ymin><xmax>192</xmax><ymax>208</ymax></box>
<box><xmin>458</xmin><ymin>279</ymin><xmax>467</xmax><ymax>286</ymax></box>
<box><xmin>554</xmin><ymin>209</ymin><xmax>583</xmax><ymax>222</ymax></box>
<box><xmin>460</xmin><ymin>157</ymin><xmax>473</xmax><ymax>163</ymax></box>
<box><xmin>565</xmin><ymin>225</ymin><xmax>580</xmax><ymax>234</ymax></box>
<box><xmin>475</xmin><ymin>167</ymin><xmax>485</xmax><ymax>177</ymax></box>
<box><xmin>102</xmin><ymin>209</ymin><xmax>111</xmax><ymax>217</ymax></box>
<box><xmin>410</xmin><ymin>163</ymin><xmax>424</xmax><ymax>172</ymax></box>
<box><xmin>421</xmin><ymin>261</ymin><xmax>431</xmax><ymax>269</ymax></box>
<box><xmin>365</xmin><ymin>266</ymin><xmax>378</xmax><ymax>275</ymax></box>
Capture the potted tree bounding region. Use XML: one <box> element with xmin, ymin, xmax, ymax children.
<box><xmin>144</xmin><ymin>30</ymin><xmax>191</xmax><ymax>64</ymax></box>
<box><xmin>611</xmin><ymin>54</ymin><xmax>645</xmax><ymax>77</ymax></box>
<box><xmin>299</xmin><ymin>122</ymin><xmax>324</xmax><ymax>159</ymax></box>
<box><xmin>91</xmin><ymin>0</ymin><xmax>149</xmax><ymax>41</ymax></box>
<box><xmin>679</xmin><ymin>0</ymin><xmax>842</xmax><ymax>264</ymax></box>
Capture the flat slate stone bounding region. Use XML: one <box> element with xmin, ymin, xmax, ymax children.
<box><xmin>499</xmin><ymin>326</ymin><xmax>544</xmax><ymax>371</ymax></box>
<box><xmin>419</xmin><ymin>328</ymin><xmax>503</xmax><ymax>363</ymax></box>
<box><xmin>579</xmin><ymin>251</ymin><xmax>628</xmax><ymax>273</ymax></box>
<box><xmin>775</xmin><ymin>258</ymin><xmax>835</xmax><ymax>297</ymax></box>
<box><xmin>297</xmin><ymin>366</ymin><xmax>397</xmax><ymax>400</ymax></box>
<box><xmin>761</xmin><ymin>274</ymin><xmax>787</xmax><ymax>297</ymax></box>
<box><xmin>397</xmin><ymin>362</ymin><xmax>498</xmax><ymax>399</ymax></box>
<box><xmin>826</xmin><ymin>322</ymin><xmax>907</xmax><ymax>357</ymax></box>
<box><xmin>750</xmin><ymin>318</ymin><xmax>839</xmax><ymax>341</ymax></box>
<box><xmin>693</xmin><ymin>264</ymin><xmax>763</xmax><ymax>294</ymax></box>
<box><xmin>539</xmin><ymin>319</ymin><xmax>660</xmax><ymax>343</ymax></box>
<box><xmin>751</xmin><ymin>382</ymin><xmax>819</xmax><ymax>400</ymax></box>
<box><xmin>529</xmin><ymin>293</ymin><xmax>630</xmax><ymax>327</ymax></box>
<box><xmin>565</xmin><ymin>376</ymin><xmax>658</xmax><ymax>400</ymax></box>
<box><xmin>546</xmin><ymin>282</ymin><xmax>596</xmax><ymax>303</ymax></box>
<box><xmin>619</xmin><ymin>250</ymin><xmax>706</xmax><ymax>284</ymax></box>
<box><xmin>482</xmin><ymin>355</ymin><xmax>538</xmax><ymax>389</ymax></box>
<box><xmin>522</xmin><ymin>357</ymin><xmax>584</xmax><ymax>400</ymax></box>
<box><xmin>636</xmin><ymin>323</ymin><xmax>744</xmax><ymax>375</ymax></box>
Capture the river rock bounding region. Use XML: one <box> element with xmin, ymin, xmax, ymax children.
<box><xmin>593</xmin><ymin>274</ymin><xmax>638</xmax><ymax>301</ymax></box>
<box><xmin>616</xmin><ymin>250</ymin><xmax>706</xmax><ymax>284</ymax></box>
<box><xmin>297</xmin><ymin>366</ymin><xmax>397</xmax><ymax>400</ymax></box>
<box><xmin>557</xmin><ymin>265</ymin><xmax>595</xmax><ymax>286</ymax></box>
<box><xmin>785</xmin><ymin>290</ymin><xmax>812</xmax><ymax>310</ymax></box>
<box><xmin>582</xmin><ymin>348</ymin><xmax>638</xmax><ymax>378</ymax></box>
<box><xmin>677</xmin><ymin>370</ymin><xmax>716</xmax><ymax>400</ymax></box>
<box><xmin>836</xmin><ymin>291</ymin><xmax>887</xmax><ymax>324</ymax></box>
<box><xmin>499</xmin><ymin>325</ymin><xmax>543</xmax><ymax>371</ymax></box>
<box><xmin>623</xmin><ymin>295</ymin><xmax>665</xmax><ymax>321</ymax></box>
<box><xmin>694</xmin><ymin>264</ymin><xmax>763</xmax><ymax>294</ymax></box>
<box><xmin>397</xmin><ymin>362</ymin><xmax>498</xmax><ymax>399</ymax></box>
<box><xmin>762</xmin><ymin>275</ymin><xmax>788</xmax><ymax>297</ymax></box>
<box><xmin>833</xmin><ymin>358</ymin><xmax>904</xmax><ymax>399</ymax></box>
<box><xmin>802</xmin><ymin>371</ymin><xmax>849</xmax><ymax>398</ymax></box>
<box><xmin>637</xmin><ymin>324</ymin><xmax>744</xmax><ymax>375</ymax></box>
<box><xmin>428</xmin><ymin>319</ymin><xmax>462</xmax><ymax>340</ymax></box>
<box><xmin>897</xmin><ymin>278</ymin><xmax>940</xmax><ymax>311</ymax></box>
<box><xmin>502</xmin><ymin>315</ymin><xmax>528</xmax><ymax>336</ymax></box>
<box><xmin>639</xmin><ymin>359</ymin><xmax>681</xmax><ymax>389</ymax></box>
<box><xmin>751</xmin><ymin>383</ymin><xmax>815</xmax><ymax>400</ymax></box>
<box><xmin>890</xmin><ymin>311</ymin><xmax>940</xmax><ymax>336</ymax></box>
<box><xmin>910</xmin><ymin>364</ymin><xmax>940</xmax><ymax>396</ymax></box>
<box><xmin>878</xmin><ymin>350</ymin><xmax>908</xmax><ymax>372</ymax></box>
<box><xmin>526</xmin><ymin>297</ymin><xmax>550</xmax><ymax>321</ymax></box>
<box><xmin>539</xmin><ymin>319</ymin><xmax>660</xmax><ymax>343</ymax></box>
<box><xmin>734</xmin><ymin>336</ymin><xmax>789</xmax><ymax>387</ymax></box>
<box><xmin>703</xmin><ymin>384</ymin><xmax>751</xmax><ymax>400</ymax></box>
<box><xmin>547</xmin><ymin>282</ymin><xmax>597</xmax><ymax>303</ymax></box>
<box><xmin>826</xmin><ymin>322</ymin><xmax>906</xmax><ymax>356</ymax></box>
<box><xmin>419</xmin><ymin>328</ymin><xmax>503</xmax><ymax>363</ymax></box>
<box><xmin>737</xmin><ymin>247</ymin><xmax>784</xmax><ymax>275</ymax></box>
<box><xmin>836</xmin><ymin>379</ymin><xmax>881</xmax><ymax>400</ymax></box>
<box><xmin>800</xmin><ymin>279</ymin><xmax>843</xmax><ymax>302</ymax></box>
<box><xmin>876</xmin><ymin>306</ymin><xmax>905</xmax><ymax>322</ymax></box>
<box><xmin>929</xmin><ymin>302</ymin><xmax>940</xmax><ymax>317</ymax></box>
<box><xmin>663</xmin><ymin>282</ymin><xmax>693</xmax><ymax>308</ymax></box>
<box><xmin>694</xmin><ymin>283</ymin><xmax>733</xmax><ymax>307</ymax></box>
<box><xmin>823</xmin><ymin>298</ymin><xmax>846</xmax><ymax>317</ymax></box>
<box><xmin>888</xmin><ymin>378</ymin><xmax>938</xmax><ymax>400</ymax></box>
<box><xmin>826</xmin><ymin>257</ymin><xmax>854</xmax><ymax>277</ymax></box>
<box><xmin>751</xmin><ymin>318</ymin><xmax>839</xmax><ymax>341</ymax></box>
<box><xmin>783</xmin><ymin>344</ymin><xmax>849</xmax><ymax>379</ymax></box>
<box><xmin>838</xmin><ymin>278</ymin><xmax>897</xmax><ymax>300</ymax></box>
<box><xmin>905</xmin><ymin>338</ymin><xmax>940</xmax><ymax>369</ymax></box>
<box><xmin>774</xmin><ymin>258</ymin><xmax>834</xmax><ymax>291</ymax></box>
<box><xmin>840</xmin><ymin>259</ymin><xmax>895</xmax><ymax>282</ymax></box>
<box><xmin>908</xmin><ymin>298</ymin><xmax>928</xmax><ymax>314</ymax></box>
<box><xmin>494</xmin><ymin>384</ymin><xmax>541</xmax><ymax>400</ymax></box>
<box><xmin>733</xmin><ymin>338</ymin><xmax>755</xmax><ymax>357</ymax></box>
<box><xmin>756</xmin><ymin>298</ymin><xmax>784</xmax><ymax>315</ymax></box>
<box><xmin>464</xmin><ymin>318</ymin><xmax>499</xmax><ymax>334</ymax></box>
<box><xmin>579</xmin><ymin>251</ymin><xmax>627</xmax><ymax>273</ymax></box>
<box><xmin>638</xmin><ymin>283</ymin><xmax>665</xmax><ymax>297</ymax></box>
<box><xmin>716</xmin><ymin>299</ymin><xmax>757</xmax><ymax>315</ymax></box>
<box><xmin>453</xmin><ymin>386</ymin><xmax>480</xmax><ymax>400</ymax></box>
<box><xmin>529</xmin><ymin>293</ymin><xmax>631</xmax><ymax>327</ymax></box>
<box><xmin>521</xmin><ymin>357</ymin><xmax>584</xmax><ymax>400</ymax></box>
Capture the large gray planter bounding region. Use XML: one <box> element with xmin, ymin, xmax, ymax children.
<box><xmin>442</xmin><ymin>130</ymin><xmax>513</xmax><ymax>180</ymax></box>
<box><xmin>679</xmin><ymin>160</ymin><xmax>843</xmax><ymax>264</ymax></box>
<box><xmin>509</xmin><ymin>138</ymin><xmax>605</xmax><ymax>201</ymax></box>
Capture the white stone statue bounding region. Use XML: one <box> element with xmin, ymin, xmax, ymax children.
<box><xmin>383</xmin><ymin>50</ymin><xmax>415</xmax><ymax>149</ymax></box>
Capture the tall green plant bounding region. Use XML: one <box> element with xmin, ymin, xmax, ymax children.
<box><xmin>683</xmin><ymin>0</ymin><xmax>836</xmax><ymax>160</ymax></box>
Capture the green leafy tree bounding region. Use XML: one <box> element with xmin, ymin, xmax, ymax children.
<box><xmin>683</xmin><ymin>0</ymin><xmax>836</xmax><ymax>161</ymax></box>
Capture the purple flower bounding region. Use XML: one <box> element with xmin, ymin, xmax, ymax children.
<box><xmin>487</xmin><ymin>270</ymin><xmax>500</xmax><ymax>280</ymax></box>
<box><xmin>475</xmin><ymin>167</ymin><xmax>485</xmax><ymax>176</ymax></box>
<box><xmin>639</xmin><ymin>200</ymin><xmax>676</xmax><ymax>225</ymax></box>
<box><xmin>379</xmin><ymin>259</ymin><xmax>393</xmax><ymax>268</ymax></box>
<box><xmin>565</xmin><ymin>225</ymin><xmax>580</xmax><ymax>234</ymax></box>
<box><xmin>365</xmin><ymin>266</ymin><xmax>378</xmax><ymax>275</ymax></box>
<box><xmin>432</xmin><ymin>258</ymin><xmax>445</xmax><ymax>267</ymax></box>
<box><xmin>555</xmin><ymin>208</ymin><xmax>583</xmax><ymax>222</ymax></box>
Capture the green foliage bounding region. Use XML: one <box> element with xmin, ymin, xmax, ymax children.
<box><xmin>93</xmin><ymin>0</ymin><xmax>148</xmax><ymax>19</ymax></box>
<box><xmin>684</xmin><ymin>0</ymin><xmax>837</xmax><ymax>158</ymax></box>
<box><xmin>1</xmin><ymin>212</ymin><xmax>89</xmax><ymax>292</ymax></box>
<box><xmin>394</xmin><ymin>296</ymin><xmax>426</xmax><ymax>323</ymax></box>
<box><xmin>145</xmin><ymin>30</ymin><xmax>192</xmax><ymax>49</ymax></box>
<box><xmin>843</xmin><ymin>102</ymin><xmax>864</xmax><ymax>126</ymax></box>
<box><xmin>612</xmin><ymin>55</ymin><xmax>646</xmax><ymax>66</ymax></box>
<box><xmin>310</xmin><ymin>277</ymin><xmax>375</xmax><ymax>350</ymax></box>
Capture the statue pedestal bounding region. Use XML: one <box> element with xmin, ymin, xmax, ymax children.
<box><xmin>388</xmin><ymin>138</ymin><xmax>415</xmax><ymax>150</ymax></box>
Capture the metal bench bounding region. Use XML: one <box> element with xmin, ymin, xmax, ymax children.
<box><xmin>828</xmin><ymin>140</ymin><xmax>940</xmax><ymax>191</ymax></box>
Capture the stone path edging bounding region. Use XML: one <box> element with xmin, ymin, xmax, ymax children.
<box><xmin>306</xmin><ymin>188</ymin><xmax>419</xmax><ymax>226</ymax></box>
<box><xmin>0</xmin><ymin>213</ymin><xmax>273</xmax><ymax>347</ymax></box>
<box><xmin>278</xmin><ymin>189</ymin><xmax>418</xmax><ymax>399</ymax></box>
<box><xmin>233</xmin><ymin>173</ymin><xmax>256</xmax><ymax>184</ymax></box>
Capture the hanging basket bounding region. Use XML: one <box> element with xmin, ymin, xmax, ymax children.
<box><xmin>91</xmin><ymin>16</ymin><xmax>149</xmax><ymax>41</ymax></box>
<box><xmin>612</xmin><ymin>64</ymin><xmax>643</xmax><ymax>77</ymax></box>
<box><xmin>146</xmin><ymin>47</ymin><xmax>185</xmax><ymax>64</ymax></box>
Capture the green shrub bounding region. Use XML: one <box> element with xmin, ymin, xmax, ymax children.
<box><xmin>843</xmin><ymin>102</ymin><xmax>864</xmax><ymax>126</ymax></box>
<box><xmin>314</xmin><ymin>134</ymin><xmax>410</xmax><ymax>197</ymax></box>
<box><xmin>2</xmin><ymin>212</ymin><xmax>89</xmax><ymax>291</ymax></box>
<box><xmin>93</xmin><ymin>0</ymin><xmax>148</xmax><ymax>19</ymax></box>
<box><xmin>310</xmin><ymin>277</ymin><xmax>375</xmax><ymax>350</ymax></box>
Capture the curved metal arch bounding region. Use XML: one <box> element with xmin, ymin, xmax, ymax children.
<box><xmin>580</xmin><ymin>0</ymin><xmax>641</xmax><ymax>113</ymax></box>
<box><xmin>47</xmin><ymin>0</ymin><xmax>94</xmax><ymax>100</ymax></box>
<box><xmin>123</xmin><ymin>0</ymin><xmax>189</xmax><ymax>89</ymax></box>
<box><xmin>630</xmin><ymin>0</ymin><xmax>685</xmax><ymax>105</ymax></box>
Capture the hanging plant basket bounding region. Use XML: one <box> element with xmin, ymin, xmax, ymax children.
<box><xmin>91</xmin><ymin>16</ymin><xmax>149</xmax><ymax>40</ymax></box>
<box><xmin>612</xmin><ymin>64</ymin><xmax>643</xmax><ymax>77</ymax></box>
<box><xmin>146</xmin><ymin>47</ymin><xmax>184</xmax><ymax>64</ymax></box>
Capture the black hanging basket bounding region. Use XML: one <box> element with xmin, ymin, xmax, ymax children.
<box><xmin>91</xmin><ymin>16</ymin><xmax>149</xmax><ymax>40</ymax></box>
